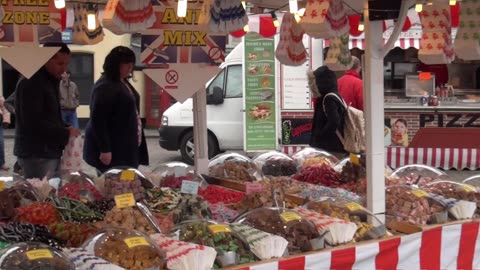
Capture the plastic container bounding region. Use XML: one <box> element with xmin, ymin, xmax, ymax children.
<box><xmin>102</xmin><ymin>167</ymin><xmax>154</xmax><ymax>201</ymax></box>
<box><xmin>253</xmin><ymin>151</ymin><xmax>297</xmax><ymax>177</ymax></box>
<box><xmin>0</xmin><ymin>242</ymin><xmax>74</xmax><ymax>270</ymax></box>
<box><xmin>423</xmin><ymin>180</ymin><xmax>479</xmax><ymax>210</ymax></box>
<box><xmin>169</xmin><ymin>220</ymin><xmax>256</xmax><ymax>267</ymax></box>
<box><xmin>292</xmin><ymin>147</ymin><xmax>339</xmax><ymax>169</ymax></box>
<box><xmin>463</xmin><ymin>175</ymin><xmax>480</xmax><ymax>188</ymax></box>
<box><xmin>151</xmin><ymin>162</ymin><xmax>206</xmax><ymax>189</ymax></box>
<box><xmin>304</xmin><ymin>197</ymin><xmax>386</xmax><ymax>241</ymax></box>
<box><xmin>208</xmin><ymin>153</ymin><xmax>263</xmax><ymax>182</ymax></box>
<box><xmin>57</xmin><ymin>171</ymin><xmax>103</xmax><ymax>203</ymax></box>
<box><xmin>389</xmin><ymin>164</ymin><xmax>449</xmax><ymax>186</ymax></box>
<box><xmin>82</xmin><ymin>227</ymin><xmax>165</xmax><ymax>270</ymax></box>
<box><xmin>385</xmin><ymin>185</ymin><xmax>448</xmax><ymax>226</ymax></box>
<box><xmin>235</xmin><ymin>207</ymin><xmax>323</xmax><ymax>254</ymax></box>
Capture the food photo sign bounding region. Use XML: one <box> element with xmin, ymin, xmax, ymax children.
<box><xmin>244</xmin><ymin>32</ymin><xmax>278</xmax><ymax>151</ymax></box>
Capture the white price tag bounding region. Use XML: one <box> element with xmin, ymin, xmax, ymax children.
<box><xmin>180</xmin><ymin>180</ymin><xmax>199</xmax><ymax>195</ymax></box>
<box><xmin>174</xmin><ymin>167</ymin><xmax>187</xmax><ymax>177</ymax></box>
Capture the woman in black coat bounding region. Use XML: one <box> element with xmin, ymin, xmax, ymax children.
<box><xmin>308</xmin><ymin>66</ymin><xmax>347</xmax><ymax>159</ymax></box>
<box><xmin>83</xmin><ymin>46</ymin><xmax>149</xmax><ymax>173</ymax></box>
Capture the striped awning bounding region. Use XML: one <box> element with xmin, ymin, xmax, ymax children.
<box><xmin>324</xmin><ymin>38</ymin><xmax>420</xmax><ymax>50</ymax></box>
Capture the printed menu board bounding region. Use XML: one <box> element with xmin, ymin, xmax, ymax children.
<box><xmin>281</xmin><ymin>35</ymin><xmax>312</xmax><ymax>110</ymax></box>
<box><xmin>244</xmin><ymin>33</ymin><xmax>277</xmax><ymax>151</ymax></box>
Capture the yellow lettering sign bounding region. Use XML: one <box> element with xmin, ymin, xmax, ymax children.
<box><xmin>164</xmin><ymin>30</ymin><xmax>206</xmax><ymax>46</ymax></box>
<box><xmin>3</xmin><ymin>11</ymin><xmax>50</xmax><ymax>25</ymax></box>
<box><xmin>162</xmin><ymin>8</ymin><xmax>177</xmax><ymax>24</ymax></box>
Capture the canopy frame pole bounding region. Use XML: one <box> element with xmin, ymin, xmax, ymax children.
<box><xmin>193</xmin><ymin>88</ymin><xmax>209</xmax><ymax>174</ymax></box>
<box><xmin>363</xmin><ymin>0</ymin><xmax>386</xmax><ymax>220</ymax></box>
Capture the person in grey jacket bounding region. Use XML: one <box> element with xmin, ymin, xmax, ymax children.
<box><xmin>59</xmin><ymin>70</ymin><xmax>80</xmax><ymax>128</ymax></box>
<box><xmin>14</xmin><ymin>42</ymin><xmax>80</xmax><ymax>179</ymax></box>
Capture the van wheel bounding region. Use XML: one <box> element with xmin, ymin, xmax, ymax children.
<box><xmin>179</xmin><ymin>131</ymin><xmax>219</xmax><ymax>165</ymax></box>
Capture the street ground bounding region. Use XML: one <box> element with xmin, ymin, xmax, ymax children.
<box><xmin>1</xmin><ymin>128</ymin><xmax>478</xmax><ymax>181</ymax></box>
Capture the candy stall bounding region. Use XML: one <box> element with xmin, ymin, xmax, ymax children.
<box><xmin>0</xmin><ymin>0</ymin><xmax>480</xmax><ymax>270</ymax></box>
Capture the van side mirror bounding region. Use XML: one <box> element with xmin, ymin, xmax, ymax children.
<box><xmin>207</xmin><ymin>86</ymin><xmax>224</xmax><ymax>105</ymax></box>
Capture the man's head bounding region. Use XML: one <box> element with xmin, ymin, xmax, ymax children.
<box><xmin>43</xmin><ymin>42</ymin><xmax>71</xmax><ymax>80</ymax></box>
<box><xmin>313</xmin><ymin>66</ymin><xmax>337</xmax><ymax>95</ymax></box>
<box><xmin>349</xmin><ymin>56</ymin><xmax>361</xmax><ymax>73</ymax></box>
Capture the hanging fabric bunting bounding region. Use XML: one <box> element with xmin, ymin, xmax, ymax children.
<box><xmin>102</xmin><ymin>0</ymin><xmax>156</xmax><ymax>34</ymax></box>
<box><xmin>454</xmin><ymin>0</ymin><xmax>480</xmax><ymax>60</ymax></box>
<box><xmin>209</xmin><ymin>0</ymin><xmax>248</xmax><ymax>33</ymax></box>
<box><xmin>275</xmin><ymin>13</ymin><xmax>308</xmax><ymax>66</ymax></box>
<box><xmin>298</xmin><ymin>0</ymin><xmax>332</xmax><ymax>38</ymax></box>
<box><xmin>198</xmin><ymin>0</ymin><xmax>213</xmax><ymax>31</ymax></box>
<box><xmin>325</xmin><ymin>33</ymin><xmax>352</xmax><ymax>71</ymax></box>
<box><xmin>72</xmin><ymin>3</ymin><xmax>104</xmax><ymax>45</ymax></box>
<box><xmin>418</xmin><ymin>2</ymin><xmax>455</xmax><ymax>65</ymax></box>
<box><xmin>326</xmin><ymin>0</ymin><xmax>350</xmax><ymax>36</ymax></box>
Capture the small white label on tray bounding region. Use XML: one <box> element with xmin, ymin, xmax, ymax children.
<box><xmin>181</xmin><ymin>180</ymin><xmax>199</xmax><ymax>195</ymax></box>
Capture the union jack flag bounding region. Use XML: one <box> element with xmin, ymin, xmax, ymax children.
<box><xmin>0</xmin><ymin>0</ymin><xmax>65</xmax><ymax>46</ymax></box>
<box><xmin>140</xmin><ymin>0</ymin><xmax>226</xmax><ymax>65</ymax></box>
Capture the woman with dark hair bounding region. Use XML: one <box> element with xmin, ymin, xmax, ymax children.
<box><xmin>308</xmin><ymin>66</ymin><xmax>347</xmax><ymax>159</ymax></box>
<box><xmin>83</xmin><ymin>46</ymin><xmax>149</xmax><ymax>173</ymax></box>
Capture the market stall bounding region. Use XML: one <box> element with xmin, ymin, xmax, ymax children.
<box><xmin>0</xmin><ymin>0</ymin><xmax>480</xmax><ymax>269</ymax></box>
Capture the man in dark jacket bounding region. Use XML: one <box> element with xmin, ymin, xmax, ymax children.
<box><xmin>308</xmin><ymin>66</ymin><xmax>347</xmax><ymax>159</ymax></box>
<box><xmin>14</xmin><ymin>42</ymin><xmax>80</xmax><ymax>179</ymax></box>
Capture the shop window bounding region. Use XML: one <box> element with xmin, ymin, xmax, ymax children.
<box><xmin>68</xmin><ymin>52</ymin><xmax>94</xmax><ymax>105</ymax></box>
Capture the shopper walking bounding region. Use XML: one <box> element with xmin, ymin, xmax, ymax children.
<box><xmin>83</xmin><ymin>46</ymin><xmax>148</xmax><ymax>173</ymax></box>
<box><xmin>308</xmin><ymin>66</ymin><xmax>347</xmax><ymax>159</ymax></box>
<box><xmin>14</xmin><ymin>42</ymin><xmax>80</xmax><ymax>179</ymax></box>
<box><xmin>337</xmin><ymin>56</ymin><xmax>364</xmax><ymax>111</ymax></box>
<box><xmin>0</xmin><ymin>96</ymin><xmax>10</xmax><ymax>171</ymax></box>
<box><xmin>59</xmin><ymin>71</ymin><xmax>80</xmax><ymax>128</ymax></box>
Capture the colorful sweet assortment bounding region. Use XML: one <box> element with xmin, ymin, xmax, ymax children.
<box><xmin>0</xmin><ymin>151</ymin><xmax>476</xmax><ymax>270</ymax></box>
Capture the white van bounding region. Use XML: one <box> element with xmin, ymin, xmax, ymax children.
<box><xmin>159</xmin><ymin>42</ymin><xmax>245</xmax><ymax>164</ymax></box>
<box><xmin>159</xmin><ymin>38</ymin><xmax>319</xmax><ymax>164</ymax></box>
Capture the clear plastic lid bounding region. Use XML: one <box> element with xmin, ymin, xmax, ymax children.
<box><xmin>385</xmin><ymin>185</ymin><xmax>448</xmax><ymax>226</ymax></box>
<box><xmin>82</xmin><ymin>227</ymin><xmax>165</xmax><ymax>270</ymax></box>
<box><xmin>304</xmin><ymin>197</ymin><xmax>386</xmax><ymax>241</ymax></box>
<box><xmin>101</xmin><ymin>204</ymin><xmax>160</xmax><ymax>235</ymax></box>
<box><xmin>423</xmin><ymin>180</ymin><xmax>479</xmax><ymax>206</ymax></box>
<box><xmin>208</xmin><ymin>153</ymin><xmax>263</xmax><ymax>182</ymax></box>
<box><xmin>389</xmin><ymin>164</ymin><xmax>448</xmax><ymax>186</ymax></box>
<box><xmin>0</xmin><ymin>181</ymin><xmax>41</xmax><ymax>221</ymax></box>
<box><xmin>235</xmin><ymin>207</ymin><xmax>322</xmax><ymax>254</ymax></box>
<box><xmin>463</xmin><ymin>175</ymin><xmax>480</xmax><ymax>188</ymax></box>
<box><xmin>169</xmin><ymin>220</ymin><xmax>255</xmax><ymax>267</ymax></box>
<box><xmin>57</xmin><ymin>171</ymin><xmax>103</xmax><ymax>203</ymax></box>
<box><xmin>102</xmin><ymin>167</ymin><xmax>154</xmax><ymax>201</ymax></box>
<box><xmin>254</xmin><ymin>152</ymin><xmax>298</xmax><ymax>177</ymax></box>
<box><xmin>292</xmin><ymin>147</ymin><xmax>339</xmax><ymax>168</ymax></box>
<box><xmin>151</xmin><ymin>162</ymin><xmax>193</xmax><ymax>187</ymax></box>
<box><xmin>0</xmin><ymin>242</ymin><xmax>75</xmax><ymax>270</ymax></box>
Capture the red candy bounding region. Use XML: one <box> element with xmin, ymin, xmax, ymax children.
<box><xmin>15</xmin><ymin>202</ymin><xmax>62</xmax><ymax>226</ymax></box>
<box><xmin>294</xmin><ymin>164</ymin><xmax>341</xmax><ymax>186</ymax></box>
<box><xmin>161</xmin><ymin>175</ymin><xmax>194</xmax><ymax>189</ymax></box>
<box><xmin>58</xmin><ymin>183</ymin><xmax>103</xmax><ymax>201</ymax></box>
<box><xmin>198</xmin><ymin>185</ymin><xmax>244</xmax><ymax>204</ymax></box>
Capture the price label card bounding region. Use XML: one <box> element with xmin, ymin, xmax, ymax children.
<box><xmin>174</xmin><ymin>167</ymin><xmax>187</xmax><ymax>177</ymax></box>
<box><xmin>26</xmin><ymin>249</ymin><xmax>54</xmax><ymax>260</ymax></box>
<box><xmin>411</xmin><ymin>189</ymin><xmax>428</xmax><ymax>198</ymax></box>
<box><xmin>245</xmin><ymin>182</ymin><xmax>263</xmax><ymax>195</ymax></box>
<box><xmin>124</xmin><ymin>237</ymin><xmax>149</xmax><ymax>248</ymax></box>
<box><xmin>345</xmin><ymin>202</ymin><xmax>364</xmax><ymax>212</ymax></box>
<box><xmin>120</xmin><ymin>170</ymin><xmax>135</xmax><ymax>181</ymax></box>
<box><xmin>461</xmin><ymin>185</ymin><xmax>476</xmax><ymax>192</ymax></box>
<box><xmin>280</xmin><ymin>212</ymin><xmax>302</xmax><ymax>223</ymax></box>
<box><xmin>208</xmin><ymin>224</ymin><xmax>232</xmax><ymax>234</ymax></box>
<box><xmin>114</xmin><ymin>193</ymin><xmax>136</xmax><ymax>208</ymax></box>
<box><xmin>180</xmin><ymin>180</ymin><xmax>199</xmax><ymax>195</ymax></box>
<box><xmin>349</xmin><ymin>153</ymin><xmax>360</xmax><ymax>166</ymax></box>
<box><xmin>0</xmin><ymin>181</ymin><xmax>4</xmax><ymax>191</ymax></box>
